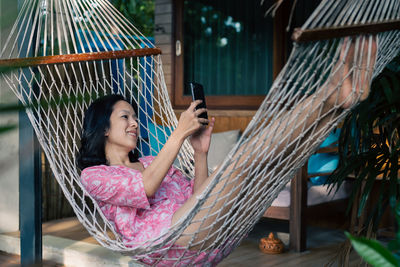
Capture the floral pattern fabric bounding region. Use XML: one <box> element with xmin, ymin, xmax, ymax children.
<box><xmin>80</xmin><ymin>156</ymin><xmax>193</xmax><ymax>244</ymax></box>
<box><xmin>80</xmin><ymin>156</ymin><xmax>232</xmax><ymax>266</ymax></box>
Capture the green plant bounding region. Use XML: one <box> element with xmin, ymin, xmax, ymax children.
<box><xmin>109</xmin><ymin>0</ymin><xmax>154</xmax><ymax>36</ymax></box>
<box><xmin>328</xmin><ymin>53</ymin><xmax>400</xmax><ymax>231</ymax></box>
<box><xmin>346</xmin><ymin>204</ymin><xmax>400</xmax><ymax>267</ymax></box>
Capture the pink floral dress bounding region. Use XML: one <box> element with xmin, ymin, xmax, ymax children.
<box><xmin>80</xmin><ymin>156</ymin><xmax>233</xmax><ymax>266</ymax></box>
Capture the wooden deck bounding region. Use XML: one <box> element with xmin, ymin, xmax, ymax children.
<box><xmin>3</xmin><ymin>217</ymin><xmax>363</xmax><ymax>266</ymax></box>
<box><xmin>0</xmin><ymin>251</ymin><xmax>64</xmax><ymax>267</ymax></box>
<box><xmin>220</xmin><ymin>219</ymin><xmax>362</xmax><ymax>266</ymax></box>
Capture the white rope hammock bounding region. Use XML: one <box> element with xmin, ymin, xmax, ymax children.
<box><xmin>1</xmin><ymin>0</ymin><xmax>400</xmax><ymax>265</ymax></box>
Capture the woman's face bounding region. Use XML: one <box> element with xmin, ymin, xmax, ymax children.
<box><xmin>105</xmin><ymin>100</ymin><xmax>138</xmax><ymax>151</ymax></box>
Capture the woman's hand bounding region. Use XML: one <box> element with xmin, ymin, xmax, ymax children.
<box><xmin>190</xmin><ymin>117</ymin><xmax>215</xmax><ymax>154</ymax></box>
<box><xmin>141</xmin><ymin>101</ymin><xmax>211</xmax><ymax>197</ymax></box>
<box><xmin>174</xmin><ymin>100</ymin><xmax>209</xmax><ymax>140</ymax></box>
<box><xmin>141</xmin><ymin>101</ymin><xmax>209</xmax><ymax>196</ymax></box>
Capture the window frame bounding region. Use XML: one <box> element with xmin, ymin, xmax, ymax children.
<box><xmin>173</xmin><ymin>0</ymin><xmax>289</xmax><ymax>109</ymax></box>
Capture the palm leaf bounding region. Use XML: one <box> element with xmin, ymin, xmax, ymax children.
<box><xmin>346</xmin><ymin>232</ymin><xmax>399</xmax><ymax>267</ymax></box>
<box><xmin>328</xmin><ymin>53</ymin><xmax>400</xmax><ymax>232</ymax></box>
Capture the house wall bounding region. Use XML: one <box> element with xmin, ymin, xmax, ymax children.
<box><xmin>154</xmin><ymin>0</ymin><xmax>254</xmax><ymax>133</ymax></box>
<box><xmin>0</xmin><ymin>0</ymin><xmax>19</xmax><ymax>233</ymax></box>
<box><xmin>155</xmin><ymin>0</ymin><xmax>174</xmax><ymax>97</ymax></box>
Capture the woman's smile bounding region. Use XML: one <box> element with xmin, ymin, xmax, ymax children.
<box><xmin>127</xmin><ymin>130</ymin><xmax>137</xmax><ymax>138</ymax></box>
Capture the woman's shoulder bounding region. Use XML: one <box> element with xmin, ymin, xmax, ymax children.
<box><xmin>80</xmin><ymin>156</ymin><xmax>155</xmax><ymax>178</ymax></box>
<box><xmin>81</xmin><ymin>164</ymin><xmax>112</xmax><ymax>174</ymax></box>
<box><xmin>81</xmin><ymin>164</ymin><xmax>137</xmax><ymax>179</ymax></box>
<box><xmin>138</xmin><ymin>155</ymin><xmax>156</xmax><ymax>168</ymax></box>
<box><xmin>80</xmin><ymin>165</ymin><xmax>116</xmax><ymax>179</ymax></box>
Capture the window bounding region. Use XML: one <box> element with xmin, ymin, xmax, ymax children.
<box><xmin>174</xmin><ymin>0</ymin><xmax>288</xmax><ymax>109</ymax></box>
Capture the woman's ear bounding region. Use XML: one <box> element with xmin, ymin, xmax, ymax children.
<box><xmin>105</xmin><ymin>128</ymin><xmax>109</xmax><ymax>137</ymax></box>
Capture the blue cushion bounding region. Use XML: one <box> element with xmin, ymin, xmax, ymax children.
<box><xmin>308</xmin><ymin>129</ymin><xmax>340</xmax><ymax>185</ymax></box>
<box><xmin>147</xmin><ymin>123</ymin><xmax>172</xmax><ymax>156</ymax></box>
<box><xmin>319</xmin><ymin>128</ymin><xmax>340</xmax><ymax>148</ymax></box>
<box><xmin>309</xmin><ymin>175</ymin><xmax>330</xmax><ymax>186</ymax></box>
<box><xmin>308</xmin><ymin>153</ymin><xmax>339</xmax><ymax>175</ymax></box>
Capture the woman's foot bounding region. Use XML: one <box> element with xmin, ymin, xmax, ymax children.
<box><xmin>327</xmin><ymin>36</ymin><xmax>377</xmax><ymax>109</ymax></box>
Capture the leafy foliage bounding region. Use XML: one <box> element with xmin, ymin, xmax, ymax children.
<box><xmin>328</xmin><ymin>54</ymin><xmax>400</xmax><ymax>230</ymax></box>
<box><xmin>346</xmin><ymin>203</ymin><xmax>400</xmax><ymax>267</ymax></box>
<box><xmin>346</xmin><ymin>232</ymin><xmax>398</xmax><ymax>267</ymax></box>
<box><xmin>109</xmin><ymin>0</ymin><xmax>154</xmax><ymax>36</ymax></box>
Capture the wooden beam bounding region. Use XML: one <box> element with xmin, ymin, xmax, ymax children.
<box><xmin>293</xmin><ymin>19</ymin><xmax>400</xmax><ymax>43</ymax></box>
<box><xmin>0</xmin><ymin>48</ymin><xmax>162</xmax><ymax>68</ymax></box>
<box><xmin>19</xmin><ymin>108</ymin><xmax>42</xmax><ymax>266</ymax></box>
<box><xmin>289</xmin><ymin>165</ymin><xmax>308</xmax><ymax>252</ymax></box>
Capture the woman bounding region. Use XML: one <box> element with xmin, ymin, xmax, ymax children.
<box><xmin>78</xmin><ymin>95</ymin><xmax>221</xmax><ymax>265</ymax></box>
<box><xmin>78</xmin><ymin>36</ymin><xmax>377</xmax><ymax>266</ymax></box>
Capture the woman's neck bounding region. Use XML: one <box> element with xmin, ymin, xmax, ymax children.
<box><xmin>105</xmin><ymin>144</ymin><xmax>131</xmax><ymax>167</ymax></box>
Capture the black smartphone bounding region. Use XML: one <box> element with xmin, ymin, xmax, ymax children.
<box><xmin>189</xmin><ymin>82</ymin><xmax>208</xmax><ymax>125</ymax></box>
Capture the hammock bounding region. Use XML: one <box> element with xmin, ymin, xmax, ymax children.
<box><xmin>1</xmin><ymin>0</ymin><xmax>399</xmax><ymax>265</ymax></box>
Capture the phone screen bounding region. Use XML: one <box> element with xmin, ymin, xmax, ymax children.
<box><xmin>189</xmin><ymin>82</ymin><xmax>208</xmax><ymax>124</ymax></box>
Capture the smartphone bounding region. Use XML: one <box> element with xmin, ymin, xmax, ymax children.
<box><xmin>189</xmin><ymin>82</ymin><xmax>208</xmax><ymax>125</ymax></box>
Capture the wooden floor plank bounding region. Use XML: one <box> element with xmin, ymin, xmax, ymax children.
<box><xmin>3</xmin><ymin>217</ymin><xmax>366</xmax><ymax>266</ymax></box>
<box><xmin>0</xmin><ymin>251</ymin><xmax>64</xmax><ymax>267</ymax></box>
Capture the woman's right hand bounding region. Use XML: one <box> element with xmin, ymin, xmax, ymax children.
<box><xmin>141</xmin><ymin>101</ymin><xmax>208</xmax><ymax>196</ymax></box>
<box><xmin>175</xmin><ymin>100</ymin><xmax>209</xmax><ymax>140</ymax></box>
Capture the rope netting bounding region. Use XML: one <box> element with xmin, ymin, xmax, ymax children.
<box><xmin>1</xmin><ymin>0</ymin><xmax>400</xmax><ymax>265</ymax></box>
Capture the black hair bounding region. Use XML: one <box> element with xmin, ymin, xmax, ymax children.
<box><xmin>77</xmin><ymin>94</ymin><xmax>139</xmax><ymax>170</ymax></box>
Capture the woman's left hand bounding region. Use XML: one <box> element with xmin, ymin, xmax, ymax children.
<box><xmin>190</xmin><ymin>117</ymin><xmax>215</xmax><ymax>154</ymax></box>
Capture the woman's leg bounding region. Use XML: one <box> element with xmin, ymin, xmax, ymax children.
<box><xmin>172</xmin><ymin>36</ymin><xmax>377</xmax><ymax>249</ymax></box>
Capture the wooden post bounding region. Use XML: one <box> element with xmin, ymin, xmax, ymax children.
<box><xmin>19</xmin><ymin>109</ymin><xmax>42</xmax><ymax>266</ymax></box>
<box><xmin>289</xmin><ymin>165</ymin><xmax>308</xmax><ymax>252</ymax></box>
<box><xmin>18</xmin><ymin>0</ymin><xmax>42</xmax><ymax>263</ymax></box>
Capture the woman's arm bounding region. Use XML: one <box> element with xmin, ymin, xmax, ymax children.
<box><xmin>141</xmin><ymin>100</ymin><xmax>209</xmax><ymax>197</ymax></box>
<box><xmin>190</xmin><ymin>117</ymin><xmax>215</xmax><ymax>193</ymax></box>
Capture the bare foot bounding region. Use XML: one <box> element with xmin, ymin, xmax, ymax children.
<box><xmin>327</xmin><ymin>35</ymin><xmax>377</xmax><ymax>109</ymax></box>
